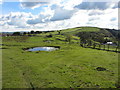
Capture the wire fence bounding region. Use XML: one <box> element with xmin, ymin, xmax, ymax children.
<box><xmin>80</xmin><ymin>42</ymin><xmax>120</xmax><ymax>53</ymax></box>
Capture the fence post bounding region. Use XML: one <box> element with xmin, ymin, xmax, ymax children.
<box><xmin>116</xmin><ymin>46</ymin><xmax>118</xmax><ymax>52</ymax></box>
<box><xmin>83</xmin><ymin>43</ymin><xmax>84</xmax><ymax>47</ymax></box>
<box><xmin>80</xmin><ymin>43</ymin><xmax>83</xmax><ymax>47</ymax></box>
<box><xmin>116</xmin><ymin>44</ymin><xmax>119</xmax><ymax>52</ymax></box>
<box><xmin>90</xmin><ymin>41</ymin><xmax>92</xmax><ymax>48</ymax></box>
<box><xmin>88</xmin><ymin>40</ymin><xmax>92</xmax><ymax>48</ymax></box>
<box><xmin>104</xmin><ymin>44</ymin><xmax>105</xmax><ymax>50</ymax></box>
<box><xmin>108</xmin><ymin>44</ymin><xmax>109</xmax><ymax>51</ymax></box>
<box><xmin>93</xmin><ymin>43</ymin><xmax>96</xmax><ymax>49</ymax></box>
<box><xmin>99</xmin><ymin>44</ymin><xmax>101</xmax><ymax>49</ymax></box>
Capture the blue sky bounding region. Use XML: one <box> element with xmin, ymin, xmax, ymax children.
<box><xmin>1</xmin><ymin>2</ymin><xmax>47</xmax><ymax>15</ymax></box>
<box><xmin>0</xmin><ymin>0</ymin><xmax>119</xmax><ymax>32</ymax></box>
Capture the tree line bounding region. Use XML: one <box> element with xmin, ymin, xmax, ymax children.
<box><xmin>76</xmin><ymin>31</ymin><xmax>119</xmax><ymax>52</ymax></box>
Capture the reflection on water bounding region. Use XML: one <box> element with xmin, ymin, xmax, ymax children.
<box><xmin>27</xmin><ymin>47</ymin><xmax>59</xmax><ymax>51</ymax></box>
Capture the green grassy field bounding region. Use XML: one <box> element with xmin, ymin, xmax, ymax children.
<box><xmin>2</xmin><ymin>27</ymin><xmax>119</xmax><ymax>88</ymax></box>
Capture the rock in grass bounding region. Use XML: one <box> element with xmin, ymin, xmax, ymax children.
<box><xmin>96</xmin><ymin>67</ymin><xmax>106</xmax><ymax>71</ymax></box>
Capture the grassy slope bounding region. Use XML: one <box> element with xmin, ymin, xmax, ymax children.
<box><xmin>2</xmin><ymin>27</ymin><xmax>119</xmax><ymax>88</ymax></box>
<box><xmin>60</xmin><ymin>27</ymin><xmax>100</xmax><ymax>35</ymax></box>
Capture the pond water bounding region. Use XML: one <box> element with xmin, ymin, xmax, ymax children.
<box><xmin>27</xmin><ymin>47</ymin><xmax>59</xmax><ymax>51</ymax></box>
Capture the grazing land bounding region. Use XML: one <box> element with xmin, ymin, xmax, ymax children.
<box><xmin>2</xmin><ymin>27</ymin><xmax>119</xmax><ymax>88</ymax></box>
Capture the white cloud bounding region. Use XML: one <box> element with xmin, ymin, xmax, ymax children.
<box><xmin>86</xmin><ymin>8</ymin><xmax>118</xmax><ymax>29</ymax></box>
<box><xmin>19</xmin><ymin>0</ymin><xmax>83</xmax><ymax>10</ymax></box>
<box><xmin>0</xmin><ymin>12</ymin><xmax>33</xmax><ymax>31</ymax></box>
<box><xmin>20</xmin><ymin>0</ymin><xmax>63</xmax><ymax>9</ymax></box>
<box><xmin>50</xmin><ymin>6</ymin><xmax>77</xmax><ymax>21</ymax></box>
<box><xmin>26</xmin><ymin>6</ymin><xmax>54</xmax><ymax>24</ymax></box>
<box><xmin>26</xmin><ymin>5</ymin><xmax>77</xmax><ymax>24</ymax></box>
<box><xmin>75</xmin><ymin>2</ymin><xmax>118</xmax><ymax>10</ymax></box>
<box><xmin>0</xmin><ymin>8</ymin><xmax>118</xmax><ymax>32</ymax></box>
<box><xmin>48</xmin><ymin>8</ymin><xmax>118</xmax><ymax>30</ymax></box>
<box><xmin>0</xmin><ymin>0</ymin><xmax>2</xmax><ymax>4</ymax></box>
<box><xmin>0</xmin><ymin>1</ymin><xmax>119</xmax><ymax>32</ymax></box>
<box><xmin>20</xmin><ymin>0</ymin><xmax>52</xmax><ymax>9</ymax></box>
<box><xmin>58</xmin><ymin>0</ymin><xmax>83</xmax><ymax>10</ymax></box>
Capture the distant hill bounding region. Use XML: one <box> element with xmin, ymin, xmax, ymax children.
<box><xmin>58</xmin><ymin>27</ymin><xmax>119</xmax><ymax>45</ymax></box>
<box><xmin>1</xmin><ymin>27</ymin><xmax>120</xmax><ymax>43</ymax></box>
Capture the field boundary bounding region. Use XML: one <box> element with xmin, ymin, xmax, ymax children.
<box><xmin>81</xmin><ymin>43</ymin><xmax>120</xmax><ymax>53</ymax></box>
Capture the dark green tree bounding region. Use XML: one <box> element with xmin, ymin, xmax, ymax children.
<box><xmin>65</xmin><ymin>34</ymin><xmax>72</xmax><ymax>44</ymax></box>
<box><xmin>30</xmin><ymin>30</ymin><xmax>35</xmax><ymax>34</ymax></box>
<box><xmin>23</xmin><ymin>32</ymin><xmax>26</xmax><ymax>35</ymax></box>
<box><xmin>12</xmin><ymin>32</ymin><xmax>21</xmax><ymax>36</ymax></box>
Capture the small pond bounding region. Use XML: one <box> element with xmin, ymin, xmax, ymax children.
<box><xmin>26</xmin><ymin>46</ymin><xmax>60</xmax><ymax>51</ymax></box>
